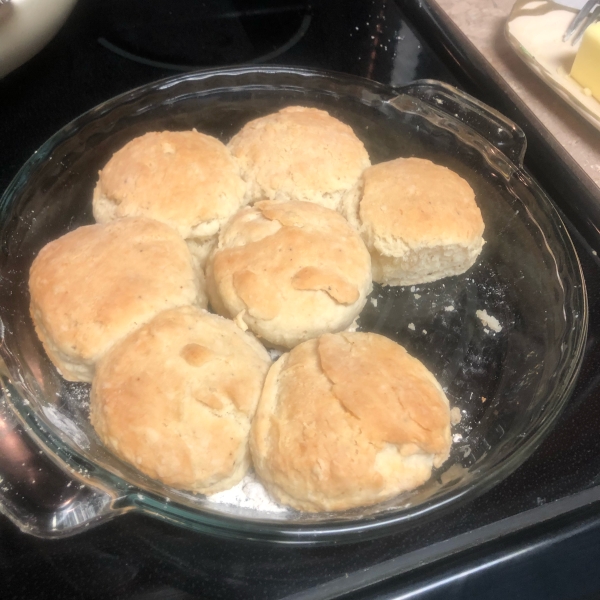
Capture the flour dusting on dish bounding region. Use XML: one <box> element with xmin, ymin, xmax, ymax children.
<box><xmin>207</xmin><ymin>472</ymin><xmax>288</xmax><ymax>513</ymax></box>
<box><xmin>476</xmin><ymin>309</ymin><xmax>502</xmax><ymax>333</ymax></box>
<box><xmin>42</xmin><ymin>405</ymin><xmax>90</xmax><ymax>449</ymax></box>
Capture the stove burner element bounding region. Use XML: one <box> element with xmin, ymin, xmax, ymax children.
<box><xmin>97</xmin><ymin>0</ymin><xmax>313</xmax><ymax>70</ymax></box>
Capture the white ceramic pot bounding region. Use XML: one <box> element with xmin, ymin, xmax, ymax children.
<box><xmin>0</xmin><ymin>0</ymin><xmax>78</xmax><ymax>78</ymax></box>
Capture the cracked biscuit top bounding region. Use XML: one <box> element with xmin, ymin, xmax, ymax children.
<box><xmin>29</xmin><ymin>217</ymin><xmax>205</xmax><ymax>383</ymax></box>
<box><xmin>91</xmin><ymin>306</ymin><xmax>271</xmax><ymax>494</ymax></box>
<box><xmin>206</xmin><ymin>200</ymin><xmax>372</xmax><ymax>349</ymax></box>
<box><xmin>93</xmin><ymin>130</ymin><xmax>248</xmax><ymax>241</ymax></box>
<box><xmin>250</xmin><ymin>332</ymin><xmax>451</xmax><ymax>512</ymax></box>
<box><xmin>228</xmin><ymin>106</ymin><xmax>371</xmax><ymax>211</ymax></box>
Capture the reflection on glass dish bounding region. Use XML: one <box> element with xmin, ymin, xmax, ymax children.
<box><xmin>0</xmin><ymin>67</ymin><xmax>587</xmax><ymax>544</ymax></box>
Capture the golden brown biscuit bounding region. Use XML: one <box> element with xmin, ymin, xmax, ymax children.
<box><xmin>251</xmin><ymin>332</ymin><xmax>452</xmax><ymax>512</ymax></box>
<box><xmin>91</xmin><ymin>306</ymin><xmax>271</xmax><ymax>494</ymax></box>
<box><xmin>206</xmin><ymin>200</ymin><xmax>372</xmax><ymax>348</ymax></box>
<box><xmin>228</xmin><ymin>106</ymin><xmax>371</xmax><ymax>210</ymax></box>
<box><xmin>29</xmin><ymin>217</ymin><xmax>204</xmax><ymax>382</ymax></box>
<box><xmin>93</xmin><ymin>130</ymin><xmax>248</xmax><ymax>266</ymax></box>
<box><xmin>342</xmin><ymin>157</ymin><xmax>485</xmax><ymax>286</ymax></box>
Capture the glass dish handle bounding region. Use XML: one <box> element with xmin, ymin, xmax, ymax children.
<box><xmin>393</xmin><ymin>79</ymin><xmax>527</xmax><ymax>167</ymax></box>
<box><xmin>0</xmin><ymin>372</ymin><xmax>122</xmax><ymax>538</ymax></box>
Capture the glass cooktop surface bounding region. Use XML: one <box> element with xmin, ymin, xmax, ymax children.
<box><xmin>1</xmin><ymin>1</ymin><xmax>600</xmax><ymax>599</ymax></box>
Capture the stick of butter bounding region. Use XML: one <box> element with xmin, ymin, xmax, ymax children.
<box><xmin>571</xmin><ymin>22</ymin><xmax>600</xmax><ymax>101</ymax></box>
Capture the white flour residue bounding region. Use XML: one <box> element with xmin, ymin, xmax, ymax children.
<box><xmin>207</xmin><ymin>472</ymin><xmax>288</xmax><ymax>513</ymax></box>
<box><xmin>268</xmin><ymin>348</ymin><xmax>283</xmax><ymax>361</ymax></box>
<box><xmin>407</xmin><ymin>323</ymin><xmax>415</xmax><ymax>331</ymax></box>
<box><xmin>42</xmin><ymin>405</ymin><xmax>90</xmax><ymax>449</ymax></box>
<box><xmin>62</xmin><ymin>381</ymin><xmax>91</xmax><ymax>410</ymax></box>
<box><xmin>444</xmin><ymin>305</ymin><xmax>455</xmax><ymax>312</ymax></box>
<box><xmin>347</xmin><ymin>317</ymin><xmax>360</xmax><ymax>332</ymax></box>
<box><xmin>450</xmin><ymin>406</ymin><xmax>462</xmax><ymax>425</ymax></box>
<box><xmin>476</xmin><ymin>309</ymin><xmax>502</xmax><ymax>333</ymax></box>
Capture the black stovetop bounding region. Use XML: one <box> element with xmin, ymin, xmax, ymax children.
<box><xmin>2</xmin><ymin>1</ymin><xmax>600</xmax><ymax>599</ymax></box>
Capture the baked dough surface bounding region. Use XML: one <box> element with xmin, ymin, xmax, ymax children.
<box><xmin>251</xmin><ymin>332</ymin><xmax>451</xmax><ymax>512</ymax></box>
<box><xmin>343</xmin><ymin>157</ymin><xmax>485</xmax><ymax>285</ymax></box>
<box><xmin>228</xmin><ymin>106</ymin><xmax>371</xmax><ymax>210</ymax></box>
<box><xmin>29</xmin><ymin>217</ymin><xmax>204</xmax><ymax>382</ymax></box>
<box><xmin>93</xmin><ymin>130</ymin><xmax>248</xmax><ymax>247</ymax></box>
<box><xmin>206</xmin><ymin>200</ymin><xmax>372</xmax><ymax>348</ymax></box>
<box><xmin>91</xmin><ymin>306</ymin><xmax>271</xmax><ymax>494</ymax></box>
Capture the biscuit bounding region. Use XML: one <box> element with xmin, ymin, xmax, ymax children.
<box><xmin>91</xmin><ymin>306</ymin><xmax>271</xmax><ymax>494</ymax></box>
<box><xmin>93</xmin><ymin>130</ymin><xmax>248</xmax><ymax>266</ymax></box>
<box><xmin>250</xmin><ymin>332</ymin><xmax>452</xmax><ymax>512</ymax></box>
<box><xmin>342</xmin><ymin>157</ymin><xmax>485</xmax><ymax>286</ymax></box>
<box><xmin>29</xmin><ymin>217</ymin><xmax>205</xmax><ymax>382</ymax></box>
<box><xmin>206</xmin><ymin>200</ymin><xmax>372</xmax><ymax>349</ymax></box>
<box><xmin>228</xmin><ymin>106</ymin><xmax>371</xmax><ymax>210</ymax></box>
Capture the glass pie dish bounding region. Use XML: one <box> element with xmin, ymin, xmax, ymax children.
<box><xmin>0</xmin><ymin>66</ymin><xmax>587</xmax><ymax>544</ymax></box>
